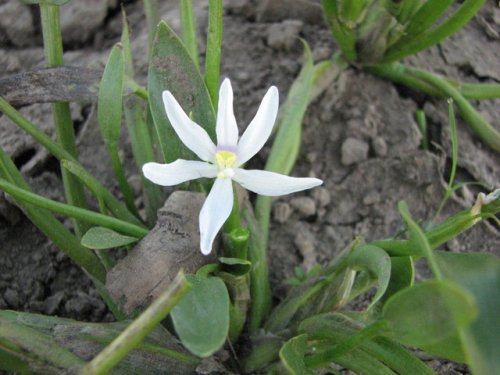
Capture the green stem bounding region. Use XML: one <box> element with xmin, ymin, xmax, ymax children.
<box><xmin>368</xmin><ymin>63</ymin><xmax>500</xmax><ymax>100</ymax></box>
<box><xmin>0</xmin><ymin>178</ymin><xmax>148</xmax><ymax>238</ymax></box>
<box><xmin>81</xmin><ymin>272</ymin><xmax>193</xmax><ymax>375</ymax></box>
<box><xmin>223</xmin><ymin>182</ymin><xmax>241</xmax><ymax>232</ymax></box>
<box><xmin>406</xmin><ymin>66</ymin><xmax>500</xmax><ymax>151</ymax></box>
<box><xmin>415</xmin><ymin>110</ymin><xmax>429</xmax><ymax>150</ymax></box>
<box><xmin>205</xmin><ymin>0</ymin><xmax>223</xmax><ymax>107</ymax></box>
<box><xmin>40</xmin><ymin>3</ymin><xmax>89</xmax><ymax>237</ymax></box>
<box><xmin>304</xmin><ymin>320</ymin><xmax>388</xmax><ymax>369</ymax></box>
<box><xmin>143</xmin><ymin>0</ymin><xmax>159</xmax><ymax>57</ymax></box>
<box><xmin>180</xmin><ymin>0</ymin><xmax>199</xmax><ymax>68</ymax></box>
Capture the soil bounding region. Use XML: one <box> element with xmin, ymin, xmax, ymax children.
<box><xmin>0</xmin><ymin>0</ymin><xmax>498</xmax><ymax>374</ymax></box>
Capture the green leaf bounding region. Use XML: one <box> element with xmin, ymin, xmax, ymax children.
<box><xmin>435</xmin><ymin>251</ymin><xmax>500</xmax><ymax>375</ymax></box>
<box><xmin>98</xmin><ymin>43</ymin><xmax>124</xmax><ymax>148</ymax></box>
<box><xmin>81</xmin><ymin>227</ymin><xmax>139</xmax><ymax>250</ymax></box>
<box><xmin>280</xmin><ymin>334</ymin><xmax>315</xmax><ymax>375</ymax></box>
<box><xmin>381</xmin><ymin>256</ymin><xmax>414</xmax><ymax>304</ymax></box>
<box><xmin>300</xmin><ymin>312</ymin><xmax>436</xmax><ymax>375</ymax></box>
<box><xmin>171</xmin><ymin>274</ymin><xmax>230</xmax><ymax>357</ymax></box>
<box><xmin>147</xmin><ymin>21</ymin><xmax>215</xmax><ymax>163</ymax></box>
<box><xmin>347</xmin><ymin>245</ymin><xmax>391</xmax><ymax>309</ymax></box>
<box><xmin>383</xmin><ymin>279</ymin><xmax>478</xmax><ymax>362</ymax></box>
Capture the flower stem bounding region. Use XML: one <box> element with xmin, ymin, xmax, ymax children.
<box><xmin>205</xmin><ymin>0</ymin><xmax>223</xmax><ymax>107</ymax></box>
<box><xmin>40</xmin><ymin>3</ymin><xmax>89</xmax><ymax>237</ymax></box>
<box><xmin>180</xmin><ymin>0</ymin><xmax>199</xmax><ymax>69</ymax></box>
<box><xmin>143</xmin><ymin>0</ymin><xmax>159</xmax><ymax>57</ymax></box>
<box><xmin>81</xmin><ymin>272</ymin><xmax>194</xmax><ymax>375</ymax></box>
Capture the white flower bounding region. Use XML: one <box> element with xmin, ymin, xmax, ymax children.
<box><xmin>143</xmin><ymin>78</ymin><xmax>323</xmax><ymax>255</ymax></box>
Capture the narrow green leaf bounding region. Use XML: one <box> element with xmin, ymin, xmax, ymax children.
<box><xmin>322</xmin><ymin>0</ymin><xmax>358</xmax><ymax>62</ymax></box>
<box><xmin>399</xmin><ymin>0</ymin><xmax>453</xmax><ymax>36</ymax></box>
<box><xmin>98</xmin><ymin>43</ymin><xmax>124</xmax><ymax>146</ymax></box>
<box><xmin>180</xmin><ymin>0</ymin><xmax>199</xmax><ymax>68</ymax></box>
<box><xmin>398</xmin><ymin>201</ymin><xmax>442</xmax><ymax>279</ymax></box>
<box><xmin>205</xmin><ymin>0</ymin><xmax>223</xmax><ymax>107</ymax></box>
<box><xmin>251</xmin><ymin>41</ymin><xmax>315</xmax><ymax>333</ymax></box>
<box><xmin>147</xmin><ymin>21</ymin><xmax>216</xmax><ymax>163</ymax></box>
<box><xmin>279</xmin><ymin>334</ymin><xmax>315</xmax><ymax>375</ymax></box>
<box><xmin>300</xmin><ymin>312</ymin><xmax>436</xmax><ymax>375</ymax></box>
<box><xmin>98</xmin><ymin>43</ymin><xmax>138</xmax><ymax>216</ymax></box>
<box><xmin>383</xmin><ymin>279</ymin><xmax>478</xmax><ymax>362</ymax></box>
<box><xmin>171</xmin><ymin>275</ymin><xmax>230</xmax><ymax>357</ymax></box>
<box><xmin>383</xmin><ymin>0</ymin><xmax>487</xmax><ymax>63</ymax></box>
<box><xmin>347</xmin><ymin>244</ymin><xmax>391</xmax><ymax>309</ymax></box>
<box><xmin>121</xmin><ymin>12</ymin><xmax>163</xmax><ymax>226</ymax></box>
<box><xmin>82</xmin><ymin>227</ymin><xmax>139</xmax><ymax>250</ymax></box>
<box><xmin>435</xmin><ymin>252</ymin><xmax>500</xmax><ymax>375</ymax></box>
<box><xmin>21</xmin><ymin>0</ymin><xmax>70</xmax><ymax>4</ymax></box>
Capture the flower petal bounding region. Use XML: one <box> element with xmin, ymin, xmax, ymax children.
<box><xmin>199</xmin><ymin>178</ymin><xmax>234</xmax><ymax>255</ymax></box>
<box><xmin>236</xmin><ymin>86</ymin><xmax>279</xmax><ymax>166</ymax></box>
<box><xmin>163</xmin><ymin>91</ymin><xmax>216</xmax><ymax>161</ymax></box>
<box><xmin>233</xmin><ymin>168</ymin><xmax>322</xmax><ymax>196</ymax></box>
<box><xmin>143</xmin><ymin>160</ymin><xmax>217</xmax><ymax>186</ymax></box>
<box><xmin>216</xmin><ymin>78</ymin><xmax>239</xmax><ymax>147</ymax></box>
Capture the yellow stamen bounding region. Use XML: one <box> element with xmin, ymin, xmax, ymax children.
<box><xmin>215</xmin><ymin>151</ymin><xmax>237</xmax><ymax>169</ymax></box>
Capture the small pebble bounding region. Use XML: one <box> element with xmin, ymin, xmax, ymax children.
<box><xmin>267</xmin><ymin>20</ymin><xmax>303</xmax><ymax>51</ymax></box>
<box><xmin>4</xmin><ymin>288</ymin><xmax>20</xmax><ymax>308</ymax></box>
<box><xmin>312</xmin><ymin>187</ymin><xmax>331</xmax><ymax>208</ymax></box>
<box><xmin>372</xmin><ymin>136</ymin><xmax>388</xmax><ymax>157</ymax></box>
<box><xmin>362</xmin><ymin>190</ymin><xmax>380</xmax><ymax>205</ymax></box>
<box><xmin>294</xmin><ymin>226</ymin><xmax>316</xmax><ymax>270</ymax></box>
<box><xmin>273</xmin><ymin>201</ymin><xmax>292</xmax><ymax>223</ymax></box>
<box><xmin>290</xmin><ymin>196</ymin><xmax>317</xmax><ymax>217</ymax></box>
<box><xmin>341</xmin><ymin>137</ymin><xmax>369</xmax><ymax>166</ymax></box>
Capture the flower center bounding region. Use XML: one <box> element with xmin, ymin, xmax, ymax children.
<box><xmin>215</xmin><ymin>150</ymin><xmax>237</xmax><ymax>179</ymax></box>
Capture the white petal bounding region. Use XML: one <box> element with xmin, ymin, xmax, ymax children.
<box><xmin>216</xmin><ymin>78</ymin><xmax>239</xmax><ymax>147</ymax></box>
<box><xmin>233</xmin><ymin>168</ymin><xmax>323</xmax><ymax>196</ymax></box>
<box><xmin>142</xmin><ymin>160</ymin><xmax>217</xmax><ymax>186</ymax></box>
<box><xmin>236</xmin><ymin>86</ymin><xmax>279</xmax><ymax>166</ymax></box>
<box><xmin>199</xmin><ymin>178</ymin><xmax>234</xmax><ymax>255</ymax></box>
<box><xmin>163</xmin><ymin>91</ymin><xmax>216</xmax><ymax>161</ymax></box>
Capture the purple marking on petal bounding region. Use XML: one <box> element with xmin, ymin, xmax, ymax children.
<box><xmin>216</xmin><ymin>144</ymin><xmax>239</xmax><ymax>155</ymax></box>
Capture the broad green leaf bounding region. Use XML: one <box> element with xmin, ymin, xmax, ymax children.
<box><xmin>147</xmin><ymin>21</ymin><xmax>215</xmax><ymax>163</ymax></box>
<box><xmin>347</xmin><ymin>245</ymin><xmax>391</xmax><ymax>309</ymax></box>
<box><xmin>383</xmin><ymin>279</ymin><xmax>478</xmax><ymax>362</ymax></box>
<box><xmin>435</xmin><ymin>251</ymin><xmax>500</xmax><ymax>375</ymax></box>
<box><xmin>171</xmin><ymin>275</ymin><xmax>229</xmax><ymax>357</ymax></box>
<box><xmin>380</xmin><ymin>256</ymin><xmax>414</xmax><ymax>304</ymax></box>
<box><xmin>279</xmin><ymin>334</ymin><xmax>315</xmax><ymax>375</ymax></box>
<box><xmin>98</xmin><ymin>44</ymin><xmax>124</xmax><ymax>147</ymax></box>
<box><xmin>81</xmin><ymin>227</ymin><xmax>138</xmax><ymax>250</ymax></box>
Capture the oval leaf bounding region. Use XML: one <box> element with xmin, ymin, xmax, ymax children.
<box><xmin>148</xmin><ymin>21</ymin><xmax>215</xmax><ymax>163</ymax></box>
<box><xmin>171</xmin><ymin>275</ymin><xmax>229</xmax><ymax>357</ymax></box>
<box><xmin>347</xmin><ymin>245</ymin><xmax>391</xmax><ymax>309</ymax></box>
<box><xmin>81</xmin><ymin>227</ymin><xmax>138</xmax><ymax>250</ymax></box>
<box><xmin>383</xmin><ymin>279</ymin><xmax>478</xmax><ymax>361</ymax></box>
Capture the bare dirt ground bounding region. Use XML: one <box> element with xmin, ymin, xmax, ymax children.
<box><xmin>0</xmin><ymin>1</ymin><xmax>498</xmax><ymax>374</ymax></box>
